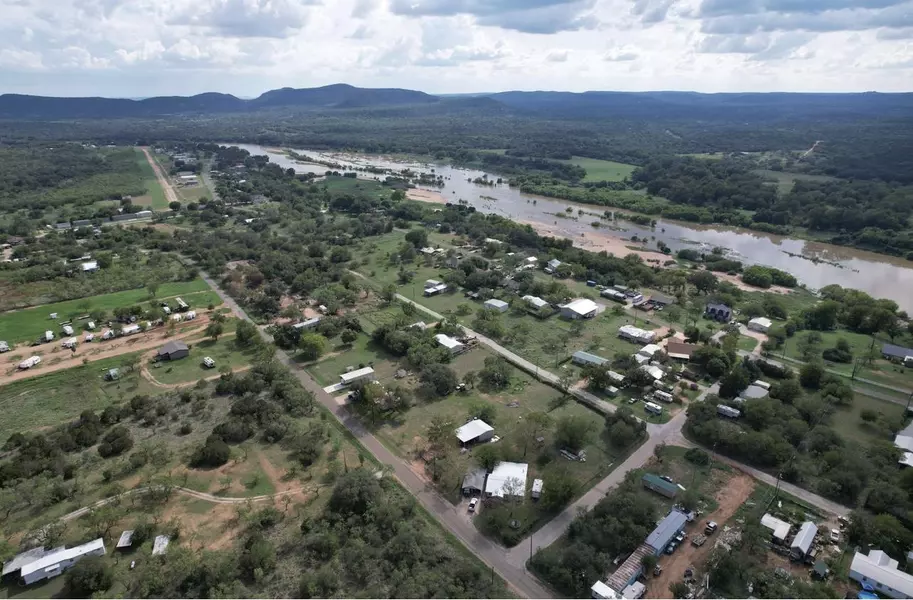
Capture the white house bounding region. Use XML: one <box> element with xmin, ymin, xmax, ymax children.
<box><xmin>637</xmin><ymin>344</ymin><xmax>662</xmax><ymax>360</ymax></box>
<box><xmin>641</xmin><ymin>365</ymin><xmax>664</xmax><ymax>381</ymax></box>
<box><xmin>748</xmin><ymin>317</ymin><xmax>773</xmax><ymax>333</ymax></box>
<box><xmin>435</xmin><ymin>333</ymin><xmax>464</xmax><ymax>354</ymax></box>
<box><xmin>560</xmin><ymin>298</ymin><xmax>598</xmax><ymax>320</ymax></box>
<box><xmin>484</xmin><ymin>299</ymin><xmax>509</xmax><ymax>313</ymax></box>
<box><xmin>760</xmin><ymin>513</ymin><xmax>791</xmax><ymax>542</ymax></box>
<box><xmin>849</xmin><ymin>549</ymin><xmax>913</xmax><ymax>599</ymax></box>
<box><xmin>894</xmin><ymin>424</ymin><xmax>913</xmax><ymax>467</ymax></box>
<box><xmin>522</xmin><ymin>295</ymin><xmax>549</xmax><ymax>310</ymax></box>
<box><xmin>80</xmin><ymin>261</ymin><xmax>99</xmax><ymax>273</ymax></box>
<box><xmin>618</xmin><ymin>325</ymin><xmax>656</xmax><ymax>344</ymax></box>
<box><xmin>424</xmin><ymin>283</ymin><xmax>448</xmax><ymax>296</ymax></box>
<box><xmin>591</xmin><ymin>581</ymin><xmax>621</xmax><ymax>599</ymax></box>
<box><xmin>544</xmin><ymin>258</ymin><xmax>562</xmax><ymax>274</ymax></box>
<box><xmin>484</xmin><ymin>461</ymin><xmax>529</xmax><ymax>498</ymax></box>
<box><xmin>18</xmin><ymin>538</ymin><xmax>106</xmax><ymax>585</ymax></box>
<box><xmin>456</xmin><ymin>419</ymin><xmax>494</xmax><ymax>445</ymax></box>
<box><xmin>340</xmin><ymin>366</ymin><xmax>375</xmax><ymax>386</ymax></box>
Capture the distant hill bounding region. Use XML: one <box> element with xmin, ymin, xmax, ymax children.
<box><xmin>0</xmin><ymin>84</ymin><xmax>439</xmax><ymax>119</ymax></box>
<box><xmin>1</xmin><ymin>84</ymin><xmax>911</xmax><ymax>123</ymax></box>
<box><xmin>485</xmin><ymin>90</ymin><xmax>913</xmax><ymax>122</ymax></box>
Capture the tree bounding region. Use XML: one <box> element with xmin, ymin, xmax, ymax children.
<box><xmin>65</xmin><ymin>556</ymin><xmax>113</xmax><ymax>597</ymax></box>
<box><xmin>190</xmin><ymin>435</ymin><xmax>231</xmax><ymax>468</ymax></box>
<box><xmin>380</xmin><ymin>283</ymin><xmax>397</xmax><ymax>303</ymax></box>
<box><xmin>146</xmin><ymin>280</ymin><xmax>160</xmax><ymax>298</ymax></box>
<box><xmin>688</xmin><ymin>270</ymin><xmax>718</xmax><ymax>295</ymax></box>
<box><xmin>235</xmin><ymin>320</ymin><xmax>260</xmax><ymax>347</ymax></box>
<box><xmin>168</xmin><ymin>201</ymin><xmax>181</xmax><ymax>211</ymax></box>
<box><xmin>479</xmin><ymin>356</ymin><xmax>512</xmax><ymax>389</ymax></box>
<box><xmin>555</xmin><ymin>415</ymin><xmax>593</xmax><ymax>453</ymax></box>
<box><xmin>642</xmin><ymin>554</ymin><xmax>658</xmax><ymax>577</ymax></box>
<box><xmin>520</xmin><ymin>411</ymin><xmax>552</xmax><ymax>456</ymax></box>
<box><xmin>205</xmin><ymin>320</ymin><xmax>224</xmax><ymax>341</ymax></box>
<box><xmin>670</xmin><ymin>582</ymin><xmax>690</xmax><ymax>598</ymax></box>
<box><xmin>541</xmin><ymin>472</ymin><xmax>575</xmax><ymax>511</ymax></box>
<box><xmin>468</xmin><ymin>400</ymin><xmax>497</xmax><ymax>425</ymax></box>
<box><xmin>474</xmin><ymin>444</ymin><xmax>501</xmax><ymax>471</ymax></box>
<box><xmin>404</xmin><ymin>228</ymin><xmax>428</xmax><ymax>248</ymax></box>
<box><xmin>771</xmin><ymin>378</ymin><xmax>802</xmax><ymax>404</ymax></box>
<box><xmin>718</xmin><ymin>367</ymin><xmax>750</xmax><ymax>399</ymax></box>
<box><xmin>462</xmin><ymin>370</ymin><xmax>478</xmax><ymax>389</ymax></box>
<box><xmin>420</xmin><ymin>363</ymin><xmax>458</xmax><ymax>397</ymax></box>
<box><xmin>340</xmin><ymin>329</ymin><xmax>358</xmax><ymax>345</ymax></box>
<box><xmin>799</xmin><ymin>361</ymin><xmax>825</xmax><ymax>389</ymax></box>
<box><xmin>298</xmin><ymin>333</ymin><xmax>327</xmax><ymax>361</ymax></box>
<box><xmin>796</xmin><ymin>331</ymin><xmax>823</xmax><ymax>361</ymax></box>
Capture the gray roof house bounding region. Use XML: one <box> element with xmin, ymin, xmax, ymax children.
<box><xmin>882</xmin><ymin>343</ymin><xmax>913</xmax><ymax>361</ymax></box>
<box><xmin>157</xmin><ymin>340</ymin><xmax>189</xmax><ymax>361</ymax></box>
<box><xmin>461</xmin><ymin>468</ymin><xmax>488</xmax><ymax>495</ymax></box>
<box><xmin>705</xmin><ymin>303</ymin><xmax>732</xmax><ymax>322</ymax></box>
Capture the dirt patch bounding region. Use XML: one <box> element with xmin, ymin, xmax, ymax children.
<box><xmin>518</xmin><ymin>219</ymin><xmax>671</xmax><ymax>263</ymax></box>
<box><xmin>647</xmin><ymin>474</ymin><xmax>756</xmax><ymax>598</ymax></box>
<box><xmin>406</xmin><ymin>189</ymin><xmax>447</xmax><ymax>204</ymax></box>
<box><xmin>716</xmin><ymin>272</ymin><xmax>791</xmax><ymax>295</ymax></box>
<box><xmin>226</xmin><ymin>260</ymin><xmax>252</xmax><ymax>271</ymax></box>
<box><xmin>162</xmin><ymin>497</ymin><xmax>241</xmax><ymax>551</ymax></box>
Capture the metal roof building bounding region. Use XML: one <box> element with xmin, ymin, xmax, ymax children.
<box><xmin>461</xmin><ymin>468</ymin><xmax>487</xmax><ymax>494</ymax></box>
<box><xmin>19</xmin><ymin>538</ymin><xmax>105</xmax><ymax>585</ymax></box>
<box><xmin>522</xmin><ymin>295</ymin><xmax>549</xmax><ymax>309</ymax></box>
<box><xmin>646</xmin><ymin>510</ymin><xmax>688</xmax><ymax>553</ymax></box>
<box><xmin>849</xmin><ymin>550</ymin><xmax>913</xmax><ymax>599</ymax></box>
<box><xmin>761</xmin><ymin>513</ymin><xmax>791</xmax><ymax>541</ymax></box>
<box><xmin>152</xmin><ymin>535</ymin><xmax>170</xmax><ymax>556</ymax></box>
<box><xmin>435</xmin><ymin>333</ymin><xmax>464</xmax><ymax>354</ymax></box>
<box><xmin>116</xmin><ymin>530</ymin><xmax>134</xmax><ymax>549</ymax></box>
<box><xmin>484</xmin><ymin>462</ymin><xmax>528</xmax><ymax>498</ymax></box>
<box><xmin>456</xmin><ymin>419</ymin><xmax>494</xmax><ymax>444</ymax></box>
<box><xmin>560</xmin><ymin>298</ymin><xmax>599</xmax><ymax>319</ymax></box>
<box><xmin>572</xmin><ymin>350</ymin><xmax>609</xmax><ymax>367</ymax></box>
<box><xmin>790</xmin><ymin>521</ymin><xmax>817</xmax><ymax>558</ymax></box>
<box><xmin>339</xmin><ymin>366</ymin><xmax>375</xmax><ymax>386</ymax></box>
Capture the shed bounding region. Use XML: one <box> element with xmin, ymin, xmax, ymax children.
<box><xmin>718</xmin><ymin>404</ymin><xmax>741</xmax><ymax>418</ymax></box>
<box><xmin>152</xmin><ymin>535</ymin><xmax>170</xmax><ymax>556</ymax></box>
<box><xmin>544</xmin><ymin>258</ymin><xmax>562</xmax><ymax>273</ymax></box>
<box><xmin>293</xmin><ymin>317</ymin><xmax>322</xmax><ymax>330</ymax></box>
<box><xmin>105</xmin><ymin>368</ymin><xmax>120</xmax><ymax>381</ymax></box>
<box><xmin>739</xmin><ymin>384</ymin><xmax>770</xmax><ymax>401</ymax></box>
<box><xmin>116</xmin><ymin>530</ymin><xmax>134</xmax><ymax>549</ymax></box>
<box><xmin>812</xmin><ymin>560</ymin><xmax>830</xmax><ymax>580</ymax></box>
<box><xmin>637</xmin><ymin>344</ymin><xmax>662</xmax><ymax>359</ymax></box>
<box><xmin>19</xmin><ymin>538</ymin><xmax>105</xmax><ymax>585</ymax></box>
<box><xmin>622</xmin><ymin>582</ymin><xmax>646</xmax><ymax>599</ymax></box>
<box><xmin>643</xmin><ymin>474</ymin><xmax>678</xmax><ymax>498</ymax></box>
<box><xmin>484</xmin><ymin>299</ymin><xmax>509</xmax><ymax>313</ymax></box>
<box><xmin>649</xmin><ymin>293</ymin><xmax>676</xmax><ymax>306</ymax></box>
<box><xmin>80</xmin><ymin>261</ymin><xmax>99</xmax><ymax>272</ymax></box>
<box><xmin>641</xmin><ymin>365</ymin><xmax>664</xmax><ymax>381</ymax></box>
<box><xmin>791</xmin><ymin>521</ymin><xmax>818</xmax><ymax>559</ymax></box>
<box><xmin>618</xmin><ymin>325</ymin><xmax>655</xmax><ymax>344</ymax></box>
<box><xmin>572</xmin><ymin>351</ymin><xmax>608</xmax><ymax>367</ymax></box>
<box><xmin>340</xmin><ymin>366</ymin><xmax>374</xmax><ymax>386</ymax></box>
<box><xmin>435</xmin><ymin>334</ymin><xmax>464</xmax><ymax>354</ymax></box>
<box><xmin>646</xmin><ymin>510</ymin><xmax>688</xmax><ymax>553</ymax></box>
<box><xmin>461</xmin><ymin>468</ymin><xmax>487</xmax><ymax>495</ymax></box>
<box><xmin>560</xmin><ymin>299</ymin><xmax>598</xmax><ymax>320</ymax></box>
<box><xmin>484</xmin><ymin>462</ymin><xmax>528</xmax><ymax>498</ymax></box>
<box><xmin>522</xmin><ymin>295</ymin><xmax>550</xmax><ymax>310</ymax></box>
<box><xmin>157</xmin><ymin>340</ymin><xmax>189</xmax><ymax>361</ymax></box>
<box><xmin>748</xmin><ymin>316</ymin><xmax>772</xmax><ymax>333</ymax></box>
<box><xmin>456</xmin><ymin>419</ymin><xmax>494</xmax><ymax>445</ymax></box>
<box><xmin>531</xmin><ymin>478</ymin><xmax>544</xmax><ymax>500</ymax></box>
<box><xmin>591</xmin><ymin>580</ymin><xmax>620</xmax><ymax>599</ymax></box>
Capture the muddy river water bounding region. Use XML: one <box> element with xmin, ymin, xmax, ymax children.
<box><xmin>234</xmin><ymin>144</ymin><xmax>913</xmax><ymax>312</ymax></box>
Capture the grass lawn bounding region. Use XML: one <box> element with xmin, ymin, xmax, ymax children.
<box><xmin>322</xmin><ymin>176</ymin><xmax>390</xmax><ymax>199</ymax></box>
<box><xmin>753</xmin><ymin>169</ymin><xmax>837</xmax><ymax>194</ymax></box>
<box><xmin>134</xmin><ymin>148</ymin><xmax>169</xmax><ymax>209</ymax></box>
<box><xmin>0</xmin><ymin>280</ymin><xmax>214</xmax><ymax>345</ymax></box>
<box><xmin>0</xmin><ymin>352</ymin><xmax>158</xmax><ymax>443</ymax></box>
<box><xmin>738</xmin><ymin>335</ymin><xmax>760</xmax><ymax>353</ymax></box>
<box><xmin>304</xmin><ymin>332</ymin><xmax>401</xmax><ymax>387</ymax></box>
<box><xmin>559</xmin><ymin>157</ymin><xmax>636</xmax><ymax>182</ymax></box>
<box><xmin>147</xmin><ymin>336</ymin><xmax>257</xmax><ymax>386</ymax></box>
<box><xmin>827</xmin><ymin>390</ymin><xmax>907</xmax><ymax>446</ymax></box>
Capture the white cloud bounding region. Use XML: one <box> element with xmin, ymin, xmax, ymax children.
<box><xmin>0</xmin><ymin>0</ymin><xmax>908</xmax><ymax>96</ymax></box>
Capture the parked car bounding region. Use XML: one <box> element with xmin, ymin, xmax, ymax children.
<box><xmin>665</xmin><ymin>543</ymin><xmax>676</xmax><ymax>555</ymax></box>
<box><xmin>202</xmin><ymin>356</ymin><xmax>216</xmax><ymax>368</ymax></box>
<box><xmin>705</xmin><ymin>521</ymin><xmax>718</xmax><ymax>535</ymax></box>
<box><xmin>830</xmin><ymin>529</ymin><xmax>840</xmax><ymax>543</ymax></box>
<box><xmin>675</xmin><ymin>531</ymin><xmax>686</xmax><ymax>544</ymax></box>
<box><xmin>468</xmin><ymin>498</ymin><xmax>479</xmax><ymax>513</ymax></box>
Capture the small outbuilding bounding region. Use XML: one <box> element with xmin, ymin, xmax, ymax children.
<box><xmin>522</xmin><ymin>295</ymin><xmax>550</xmax><ymax>310</ymax></box>
<box><xmin>484</xmin><ymin>299</ymin><xmax>509</xmax><ymax>313</ymax></box>
<box><xmin>560</xmin><ymin>298</ymin><xmax>598</xmax><ymax>320</ymax></box>
<box><xmin>761</xmin><ymin>513</ymin><xmax>791</xmax><ymax>543</ymax></box>
<box><xmin>116</xmin><ymin>530</ymin><xmax>134</xmax><ymax>550</ymax></box>
<box><xmin>456</xmin><ymin>419</ymin><xmax>495</xmax><ymax>445</ymax></box>
<box><xmin>572</xmin><ymin>350</ymin><xmax>609</xmax><ymax>367</ymax></box>
<box><xmin>461</xmin><ymin>468</ymin><xmax>488</xmax><ymax>496</ymax></box>
<box><xmin>643</xmin><ymin>473</ymin><xmax>678</xmax><ymax>499</ymax></box>
<box><xmin>157</xmin><ymin>340</ymin><xmax>189</xmax><ymax>361</ymax></box>
<box><xmin>152</xmin><ymin>535</ymin><xmax>170</xmax><ymax>556</ymax></box>
<box><xmin>748</xmin><ymin>316</ymin><xmax>773</xmax><ymax>333</ymax></box>
<box><xmin>435</xmin><ymin>333</ymin><xmax>465</xmax><ymax>355</ymax></box>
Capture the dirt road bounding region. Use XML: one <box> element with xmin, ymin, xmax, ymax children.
<box><xmin>140</xmin><ymin>146</ymin><xmax>179</xmax><ymax>206</ymax></box>
<box><xmin>1</xmin><ymin>316</ymin><xmax>211</xmax><ymax>383</ymax></box>
<box><xmin>648</xmin><ymin>474</ymin><xmax>756</xmax><ymax>598</ymax></box>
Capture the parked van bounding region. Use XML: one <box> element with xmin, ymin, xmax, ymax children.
<box><xmin>61</xmin><ymin>337</ymin><xmax>78</xmax><ymax>349</ymax></box>
<box><xmin>62</xmin><ymin>324</ymin><xmax>74</xmax><ymax>336</ymax></box>
<box><xmin>654</xmin><ymin>390</ymin><xmax>674</xmax><ymax>404</ymax></box>
<box><xmin>19</xmin><ymin>356</ymin><xmax>41</xmax><ymax>370</ymax></box>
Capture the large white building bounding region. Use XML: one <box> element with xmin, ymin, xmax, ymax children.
<box><xmin>484</xmin><ymin>462</ymin><xmax>529</xmax><ymax>498</ymax></box>
<box><xmin>484</xmin><ymin>299</ymin><xmax>509</xmax><ymax>313</ymax></box>
<box><xmin>456</xmin><ymin>419</ymin><xmax>494</xmax><ymax>445</ymax></box>
<box><xmin>560</xmin><ymin>298</ymin><xmax>598</xmax><ymax>320</ymax></box>
<box><xmin>16</xmin><ymin>539</ymin><xmax>106</xmax><ymax>585</ymax></box>
<box><xmin>748</xmin><ymin>316</ymin><xmax>773</xmax><ymax>333</ymax></box>
<box><xmin>850</xmin><ymin>549</ymin><xmax>913</xmax><ymax>599</ymax></box>
<box><xmin>618</xmin><ymin>325</ymin><xmax>656</xmax><ymax>344</ymax></box>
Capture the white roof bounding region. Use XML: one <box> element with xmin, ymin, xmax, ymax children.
<box><xmin>425</xmin><ymin>279</ymin><xmax>441</xmax><ymax>287</ymax></box>
<box><xmin>562</xmin><ymin>298</ymin><xmax>598</xmax><ymax>316</ymax></box>
<box><xmin>20</xmin><ymin>539</ymin><xmax>105</xmax><ymax>578</ymax></box>
<box><xmin>638</xmin><ymin>343</ymin><xmax>662</xmax><ymax>357</ymax></box>
<box><xmin>619</xmin><ymin>325</ymin><xmax>656</xmax><ymax>342</ymax></box>
<box><xmin>116</xmin><ymin>530</ymin><xmax>134</xmax><ymax>548</ymax></box>
<box><xmin>592</xmin><ymin>581</ymin><xmax>621</xmax><ymax>599</ymax></box>
<box><xmin>80</xmin><ymin>261</ymin><xmax>98</xmax><ymax>271</ymax></box>
<box><xmin>791</xmin><ymin>521</ymin><xmax>817</xmax><ymax>554</ymax></box>
<box><xmin>340</xmin><ymin>366</ymin><xmax>374</xmax><ymax>383</ymax></box>
<box><xmin>622</xmin><ymin>582</ymin><xmax>646</xmax><ymax>599</ymax></box>
<box><xmin>642</xmin><ymin>365</ymin><xmax>664</xmax><ymax>380</ymax></box>
<box><xmin>749</xmin><ymin>316</ymin><xmax>773</xmax><ymax>327</ymax></box>
<box><xmin>761</xmin><ymin>513</ymin><xmax>791</xmax><ymax>540</ymax></box>
<box><xmin>532</xmin><ymin>478</ymin><xmax>544</xmax><ymax>493</ymax></box>
<box><xmin>3</xmin><ymin>547</ymin><xmax>56</xmax><ymax>576</ymax></box>
<box><xmin>293</xmin><ymin>317</ymin><xmax>322</xmax><ymax>329</ymax></box>
<box><xmin>456</xmin><ymin>419</ymin><xmax>494</xmax><ymax>443</ymax></box>
<box><xmin>850</xmin><ymin>550</ymin><xmax>913</xmax><ymax>598</ymax></box>
<box><xmin>484</xmin><ymin>299</ymin><xmax>508</xmax><ymax>309</ymax></box>
<box><xmin>63</xmin><ymin>337</ymin><xmax>77</xmax><ymax>345</ymax></box>
<box><xmin>435</xmin><ymin>333</ymin><xmax>463</xmax><ymax>350</ymax></box>
<box><xmin>894</xmin><ymin>434</ymin><xmax>913</xmax><ymax>467</ymax></box>
<box><xmin>152</xmin><ymin>535</ymin><xmax>170</xmax><ymax>556</ymax></box>
<box><xmin>485</xmin><ymin>461</ymin><xmax>529</xmax><ymax>498</ymax></box>
<box><xmin>522</xmin><ymin>295</ymin><xmax>549</xmax><ymax>308</ymax></box>
<box><xmin>525</xmin><ymin>256</ymin><xmax>538</xmax><ymax>263</ymax></box>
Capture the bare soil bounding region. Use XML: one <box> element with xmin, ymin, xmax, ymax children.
<box><xmin>648</xmin><ymin>473</ymin><xmax>756</xmax><ymax>598</ymax></box>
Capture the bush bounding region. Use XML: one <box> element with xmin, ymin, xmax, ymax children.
<box><xmin>684</xmin><ymin>447</ymin><xmax>710</xmax><ymax>466</ymax></box>
<box><xmin>98</xmin><ymin>426</ymin><xmax>134</xmax><ymax>458</ymax></box>
<box><xmin>190</xmin><ymin>434</ymin><xmax>231</xmax><ymax>468</ymax></box>
<box><xmin>64</xmin><ymin>556</ymin><xmax>113</xmax><ymax>597</ymax></box>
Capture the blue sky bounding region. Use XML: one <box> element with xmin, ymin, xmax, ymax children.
<box><xmin>0</xmin><ymin>0</ymin><xmax>911</xmax><ymax>97</ymax></box>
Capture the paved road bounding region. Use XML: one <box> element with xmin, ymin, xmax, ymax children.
<box><xmin>199</xmin><ymin>272</ymin><xmax>553</xmax><ymax>599</ymax></box>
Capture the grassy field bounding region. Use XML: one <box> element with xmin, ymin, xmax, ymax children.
<box><xmin>133</xmin><ymin>148</ymin><xmax>168</xmax><ymax>209</ymax></box>
<box><xmin>0</xmin><ymin>280</ymin><xmax>214</xmax><ymax>344</ymax></box>
<box><xmin>559</xmin><ymin>157</ymin><xmax>636</xmax><ymax>182</ymax></box>
<box><xmin>738</xmin><ymin>335</ymin><xmax>760</xmax><ymax>353</ymax></box>
<box><xmin>304</xmin><ymin>332</ymin><xmax>402</xmax><ymax>387</ymax></box>
<box><xmin>147</xmin><ymin>335</ymin><xmax>257</xmax><ymax>386</ymax></box>
<box><xmin>0</xmin><ymin>352</ymin><xmax>157</xmax><ymax>443</ymax></box>
<box><xmin>753</xmin><ymin>169</ymin><xmax>837</xmax><ymax>194</ymax></box>
<box><xmin>828</xmin><ymin>390</ymin><xmax>907</xmax><ymax>446</ymax></box>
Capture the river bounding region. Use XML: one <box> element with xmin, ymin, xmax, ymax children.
<box><xmin>234</xmin><ymin>144</ymin><xmax>913</xmax><ymax>312</ymax></box>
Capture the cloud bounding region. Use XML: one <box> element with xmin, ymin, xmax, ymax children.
<box><xmin>388</xmin><ymin>0</ymin><xmax>599</xmax><ymax>33</ymax></box>
<box><xmin>170</xmin><ymin>0</ymin><xmax>316</xmax><ymax>38</ymax></box>
<box><xmin>876</xmin><ymin>26</ymin><xmax>913</xmax><ymax>39</ymax></box>
<box><xmin>0</xmin><ymin>49</ymin><xmax>44</xmax><ymax>70</ymax></box>
<box><xmin>349</xmin><ymin>24</ymin><xmax>372</xmax><ymax>39</ymax></box>
<box><xmin>631</xmin><ymin>0</ymin><xmax>675</xmax><ymax>24</ymax></box>
<box><xmin>697</xmin><ymin>0</ymin><xmax>909</xmax><ymax>18</ymax></box>
<box><xmin>604</xmin><ymin>49</ymin><xmax>639</xmax><ymax>61</ymax></box>
<box><xmin>547</xmin><ymin>50</ymin><xmax>569</xmax><ymax>61</ymax></box>
<box><xmin>697</xmin><ymin>31</ymin><xmax>813</xmax><ymax>60</ymax></box>
<box><xmin>351</xmin><ymin>0</ymin><xmax>378</xmax><ymax>18</ymax></box>
<box><xmin>697</xmin><ymin>2</ymin><xmax>913</xmax><ymax>34</ymax></box>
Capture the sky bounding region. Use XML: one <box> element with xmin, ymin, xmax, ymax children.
<box><xmin>1</xmin><ymin>0</ymin><xmax>912</xmax><ymax>97</ymax></box>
